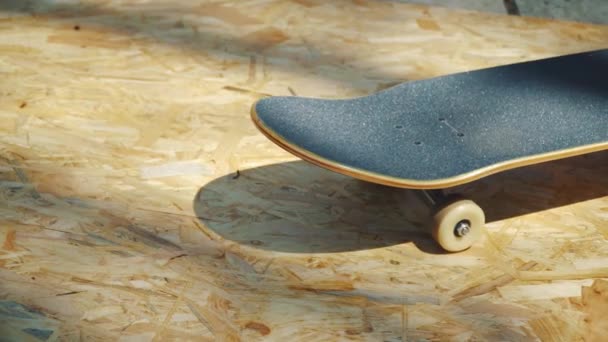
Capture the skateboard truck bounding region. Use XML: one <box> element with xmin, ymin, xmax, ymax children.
<box><xmin>419</xmin><ymin>190</ymin><xmax>485</xmax><ymax>252</ymax></box>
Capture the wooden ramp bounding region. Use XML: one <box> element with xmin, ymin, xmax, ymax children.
<box><xmin>1</xmin><ymin>0</ymin><xmax>607</xmax><ymax>340</ymax></box>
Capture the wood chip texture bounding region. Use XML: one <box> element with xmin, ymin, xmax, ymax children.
<box><xmin>0</xmin><ymin>0</ymin><xmax>607</xmax><ymax>340</ymax></box>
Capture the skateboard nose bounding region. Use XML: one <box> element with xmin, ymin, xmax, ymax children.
<box><xmin>252</xmin><ymin>95</ymin><xmax>347</xmax><ymax>135</ymax></box>
<box><xmin>253</xmin><ymin>96</ymin><xmax>315</xmax><ymax>122</ymax></box>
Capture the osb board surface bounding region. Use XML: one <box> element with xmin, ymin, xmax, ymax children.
<box><xmin>0</xmin><ymin>0</ymin><xmax>607</xmax><ymax>340</ymax></box>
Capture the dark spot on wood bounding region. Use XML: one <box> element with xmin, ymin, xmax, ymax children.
<box><xmin>74</xmin><ymin>25</ymin><xmax>80</xmax><ymax>30</ymax></box>
<box><xmin>31</xmin><ymin>277</ymin><xmax>36</xmax><ymax>280</ymax></box>
<box><xmin>232</xmin><ymin>170</ymin><xmax>240</xmax><ymax>179</ymax></box>
<box><xmin>19</xmin><ymin>102</ymin><xmax>27</xmax><ymax>108</ymax></box>
<box><xmin>390</xmin><ymin>260</ymin><xmax>400</xmax><ymax>265</ymax></box>
<box><xmin>56</xmin><ymin>291</ymin><xmax>83</xmax><ymax>296</ymax></box>
<box><xmin>245</xmin><ymin>321</ymin><xmax>271</xmax><ymax>336</ymax></box>
<box><xmin>168</xmin><ymin>254</ymin><xmax>187</xmax><ymax>261</ymax></box>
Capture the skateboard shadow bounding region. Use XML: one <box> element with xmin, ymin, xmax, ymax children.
<box><xmin>194</xmin><ymin>150</ymin><xmax>608</xmax><ymax>254</ymax></box>
<box><xmin>193</xmin><ymin>160</ymin><xmax>442</xmax><ymax>254</ymax></box>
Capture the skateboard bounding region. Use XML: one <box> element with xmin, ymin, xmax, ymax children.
<box><xmin>250</xmin><ymin>49</ymin><xmax>608</xmax><ymax>252</ymax></box>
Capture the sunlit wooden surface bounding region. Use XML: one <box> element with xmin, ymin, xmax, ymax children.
<box><xmin>1</xmin><ymin>0</ymin><xmax>608</xmax><ymax>340</ymax></box>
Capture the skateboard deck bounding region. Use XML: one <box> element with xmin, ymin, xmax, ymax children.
<box><xmin>251</xmin><ymin>49</ymin><xmax>608</xmax><ymax>190</ymax></box>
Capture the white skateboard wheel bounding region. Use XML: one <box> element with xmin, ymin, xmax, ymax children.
<box><xmin>432</xmin><ymin>199</ymin><xmax>485</xmax><ymax>252</ymax></box>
